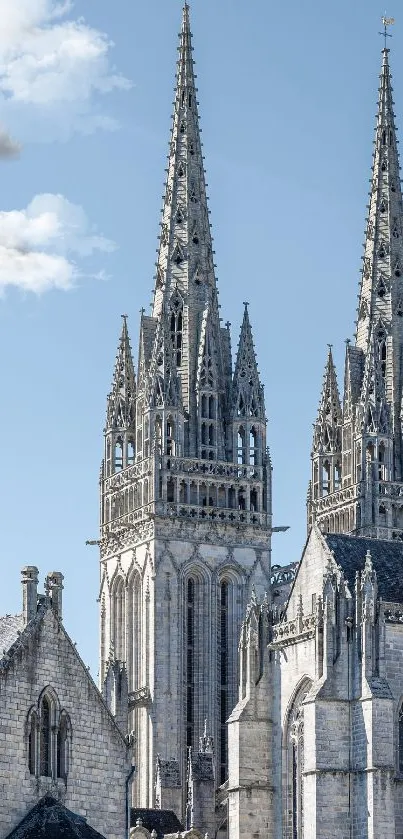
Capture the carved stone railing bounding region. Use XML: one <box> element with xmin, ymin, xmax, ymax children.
<box><xmin>271</xmin><ymin>563</ymin><xmax>298</xmax><ymax>587</ymax></box>
<box><xmin>105</xmin><ymin>503</ymin><xmax>154</xmax><ymax>532</ymax></box>
<box><xmin>378</xmin><ymin>482</ymin><xmax>403</xmax><ymax>500</ymax></box>
<box><xmin>104</xmin><ymin>458</ymin><xmax>153</xmax><ymax>493</ymax></box>
<box><xmin>383</xmin><ymin>602</ymin><xmax>403</xmax><ymax>623</ymax></box>
<box><xmin>162</xmin><ymin>455</ymin><xmax>263</xmax><ymax>483</ymax></box>
<box><xmin>157</xmin><ymin>502</ymin><xmax>267</xmax><ymax>527</ymax></box>
<box><xmin>271</xmin><ymin>613</ymin><xmax>316</xmax><ymax>646</ymax></box>
<box><xmin>128</xmin><ymin>686</ymin><xmax>151</xmax><ymax>709</ymax></box>
<box><xmin>314</xmin><ymin>484</ymin><xmax>361</xmax><ymax>514</ymax></box>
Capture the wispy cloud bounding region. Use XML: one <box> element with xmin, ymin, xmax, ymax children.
<box><xmin>0</xmin><ymin>193</ymin><xmax>115</xmax><ymax>293</ymax></box>
<box><xmin>0</xmin><ymin>0</ymin><xmax>131</xmax><ymax>141</ymax></box>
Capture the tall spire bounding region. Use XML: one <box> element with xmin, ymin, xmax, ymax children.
<box><xmin>233</xmin><ymin>304</ymin><xmax>265</xmax><ymax>420</ymax></box>
<box><xmin>152</xmin><ymin>2</ymin><xmax>217</xmax><ymax>320</ymax></box>
<box><xmin>356</xmin><ymin>48</ymin><xmax>403</xmax><ymax>355</ymax></box>
<box><xmin>106</xmin><ymin>315</ymin><xmax>136</xmax><ymax>430</ymax></box>
<box><xmin>312</xmin><ymin>347</ymin><xmax>342</xmax><ymax>454</ymax></box>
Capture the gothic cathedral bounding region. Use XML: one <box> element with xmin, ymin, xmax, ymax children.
<box><xmin>98</xmin><ymin>4</ymin><xmax>272</xmax><ymax>817</ymax></box>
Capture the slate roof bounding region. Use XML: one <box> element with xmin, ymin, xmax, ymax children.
<box><xmin>5</xmin><ymin>795</ymin><xmax>106</xmax><ymax>839</ymax></box>
<box><xmin>131</xmin><ymin>809</ymin><xmax>183</xmax><ymax>839</ymax></box>
<box><xmin>0</xmin><ymin>613</ymin><xmax>23</xmax><ymax>653</ymax></box>
<box><xmin>324</xmin><ymin>533</ymin><xmax>403</xmax><ymax>603</ymax></box>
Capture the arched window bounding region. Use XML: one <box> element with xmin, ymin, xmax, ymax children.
<box><xmin>322</xmin><ymin>461</ymin><xmax>331</xmax><ymax>495</ymax></box>
<box><xmin>113</xmin><ymin>577</ymin><xmax>125</xmax><ymax>663</ymax></box>
<box><xmin>28</xmin><ymin>711</ymin><xmax>37</xmax><ymax>776</ymax></box>
<box><xmin>379</xmin><ymin>504</ymin><xmax>387</xmax><ymax>526</ymax></box>
<box><xmin>399</xmin><ymin>703</ymin><xmax>403</xmax><ymax>773</ymax></box>
<box><xmin>28</xmin><ymin>691</ymin><xmax>70</xmax><ymax>781</ymax></box>
<box><xmin>285</xmin><ymin>682</ymin><xmax>311</xmax><ymax>839</ymax></box>
<box><xmin>219</xmin><ymin>581</ymin><xmax>229</xmax><ymax>785</ymax></box>
<box><xmin>237</xmin><ymin>427</ymin><xmax>246</xmax><ymax>465</ymax></box>
<box><xmin>170</xmin><ymin>293</ymin><xmax>183</xmax><ymax>366</ymax></box>
<box><xmin>40</xmin><ymin>696</ymin><xmax>52</xmax><ymax>777</ymax></box>
<box><xmin>128</xmin><ymin>440</ymin><xmax>135</xmax><ymax>466</ymax></box>
<box><xmin>166</xmin><ymin>418</ymin><xmax>175</xmax><ymax>456</ymax></box>
<box><xmin>250</xmin><ymin>427</ymin><xmax>258</xmax><ymax>465</ymax></box>
<box><xmin>114</xmin><ymin>439</ymin><xmax>123</xmax><ymax>472</ymax></box>
<box><xmin>186</xmin><ymin>578</ymin><xmax>196</xmax><ymax>751</ymax></box>
<box><xmin>379</xmin><ymin>442</ymin><xmax>386</xmax><ymax>480</ymax></box>
<box><xmin>334</xmin><ymin>462</ymin><xmax>342</xmax><ymax>491</ymax></box>
<box><xmin>57</xmin><ymin>713</ymin><xmax>71</xmax><ymax>779</ymax></box>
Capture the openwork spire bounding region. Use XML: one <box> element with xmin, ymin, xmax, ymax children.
<box><xmin>152</xmin><ymin>2</ymin><xmax>217</xmax><ymax>320</ymax></box>
<box><xmin>233</xmin><ymin>304</ymin><xmax>265</xmax><ymax>420</ymax></box>
<box><xmin>312</xmin><ymin>347</ymin><xmax>342</xmax><ymax>454</ymax></box>
<box><xmin>106</xmin><ymin>316</ymin><xmax>136</xmax><ymax>430</ymax></box>
<box><xmin>356</xmin><ymin>48</ymin><xmax>403</xmax><ymax>352</ymax></box>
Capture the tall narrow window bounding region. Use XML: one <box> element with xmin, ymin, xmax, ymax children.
<box><xmin>28</xmin><ymin>712</ymin><xmax>37</xmax><ymax>775</ymax></box>
<box><xmin>40</xmin><ymin>697</ymin><xmax>51</xmax><ymax>777</ymax></box>
<box><xmin>220</xmin><ymin>581</ymin><xmax>229</xmax><ymax>785</ymax></box>
<box><xmin>115</xmin><ymin>440</ymin><xmax>123</xmax><ymax>472</ymax></box>
<box><xmin>322</xmin><ymin>461</ymin><xmax>331</xmax><ymax>495</ymax></box>
<box><xmin>128</xmin><ymin>440</ymin><xmax>135</xmax><ymax>466</ymax></box>
<box><xmin>250</xmin><ymin>427</ymin><xmax>258</xmax><ymax>465</ymax></box>
<box><xmin>57</xmin><ymin>715</ymin><xmax>69</xmax><ymax>779</ymax></box>
<box><xmin>399</xmin><ymin>704</ymin><xmax>403</xmax><ymax>773</ymax></box>
<box><xmin>186</xmin><ymin>579</ymin><xmax>195</xmax><ymax>750</ymax></box>
<box><xmin>170</xmin><ymin>293</ymin><xmax>183</xmax><ymax>366</ymax></box>
<box><xmin>237</xmin><ymin>428</ymin><xmax>246</xmax><ymax>465</ymax></box>
<box><xmin>286</xmin><ymin>684</ymin><xmax>310</xmax><ymax>839</ymax></box>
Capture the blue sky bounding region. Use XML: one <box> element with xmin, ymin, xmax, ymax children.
<box><xmin>0</xmin><ymin>0</ymin><xmax>399</xmax><ymax>677</ymax></box>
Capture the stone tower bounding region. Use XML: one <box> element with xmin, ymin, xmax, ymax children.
<box><xmin>99</xmin><ymin>4</ymin><xmax>272</xmax><ymax>817</ymax></box>
<box><xmin>308</xmin><ymin>46</ymin><xmax>403</xmax><ymax>539</ymax></box>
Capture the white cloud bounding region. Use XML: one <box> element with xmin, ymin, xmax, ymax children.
<box><xmin>0</xmin><ymin>193</ymin><xmax>115</xmax><ymax>293</ymax></box>
<box><xmin>0</xmin><ymin>0</ymin><xmax>131</xmax><ymax>140</ymax></box>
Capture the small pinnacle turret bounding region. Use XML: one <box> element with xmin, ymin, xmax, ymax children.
<box><xmin>312</xmin><ymin>347</ymin><xmax>342</xmax><ymax>455</ymax></box>
<box><xmin>106</xmin><ymin>315</ymin><xmax>136</xmax><ymax>431</ymax></box>
<box><xmin>233</xmin><ymin>304</ymin><xmax>265</xmax><ymax>421</ymax></box>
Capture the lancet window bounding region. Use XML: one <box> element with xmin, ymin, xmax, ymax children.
<box><xmin>112</xmin><ymin>576</ymin><xmax>126</xmax><ymax>662</ymax></box>
<box><xmin>399</xmin><ymin>703</ymin><xmax>403</xmax><ymax>773</ymax></box>
<box><xmin>114</xmin><ymin>439</ymin><xmax>123</xmax><ymax>472</ymax></box>
<box><xmin>27</xmin><ymin>690</ymin><xmax>71</xmax><ymax>781</ymax></box>
<box><xmin>219</xmin><ymin>581</ymin><xmax>229</xmax><ymax>784</ymax></box>
<box><xmin>170</xmin><ymin>293</ymin><xmax>183</xmax><ymax>367</ymax></box>
<box><xmin>285</xmin><ymin>682</ymin><xmax>311</xmax><ymax>839</ymax></box>
<box><xmin>186</xmin><ymin>578</ymin><xmax>196</xmax><ymax>750</ymax></box>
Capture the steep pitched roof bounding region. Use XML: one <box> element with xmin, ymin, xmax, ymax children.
<box><xmin>324</xmin><ymin>533</ymin><xmax>403</xmax><ymax>603</ymax></box>
<box><xmin>5</xmin><ymin>795</ymin><xmax>106</xmax><ymax>839</ymax></box>
<box><xmin>0</xmin><ymin>613</ymin><xmax>23</xmax><ymax>653</ymax></box>
<box><xmin>131</xmin><ymin>809</ymin><xmax>183</xmax><ymax>839</ymax></box>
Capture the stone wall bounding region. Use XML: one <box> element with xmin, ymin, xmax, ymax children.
<box><xmin>0</xmin><ymin>607</ymin><xmax>129</xmax><ymax>839</ymax></box>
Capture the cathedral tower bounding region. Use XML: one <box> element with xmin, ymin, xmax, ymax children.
<box><xmin>309</xmin><ymin>45</ymin><xmax>403</xmax><ymax>539</ymax></box>
<box><xmin>99</xmin><ymin>4</ymin><xmax>272</xmax><ymax>818</ymax></box>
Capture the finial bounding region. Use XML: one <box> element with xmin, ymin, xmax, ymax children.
<box><xmin>243</xmin><ymin>301</ymin><xmax>249</xmax><ymax>309</ymax></box>
<box><xmin>139</xmin><ymin>307</ymin><xmax>145</xmax><ymax>317</ymax></box>
<box><xmin>379</xmin><ymin>15</ymin><xmax>395</xmax><ymax>50</ymax></box>
<box><xmin>121</xmin><ymin>313</ymin><xmax>128</xmax><ymax>321</ymax></box>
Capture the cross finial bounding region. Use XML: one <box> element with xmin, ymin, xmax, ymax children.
<box><xmin>139</xmin><ymin>307</ymin><xmax>145</xmax><ymax>317</ymax></box>
<box><xmin>379</xmin><ymin>15</ymin><xmax>395</xmax><ymax>50</ymax></box>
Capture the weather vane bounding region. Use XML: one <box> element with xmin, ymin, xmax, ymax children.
<box><xmin>379</xmin><ymin>15</ymin><xmax>395</xmax><ymax>49</ymax></box>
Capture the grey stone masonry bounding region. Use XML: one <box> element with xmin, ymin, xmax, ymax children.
<box><xmin>0</xmin><ymin>569</ymin><xmax>129</xmax><ymax>839</ymax></box>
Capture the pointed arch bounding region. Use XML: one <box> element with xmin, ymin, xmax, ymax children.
<box><xmin>283</xmin><ymin>678</ymin><xmax>313</xmax><ymax>839</ymax></box>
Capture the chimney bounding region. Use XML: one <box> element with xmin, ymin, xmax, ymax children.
<box><xmin>21</xmin><ymin>566</ymin><xmax>39</xmax><ymax>626</ymax></box>
<box><xmin>45</xmin><ymin>572</ymin><xmax>64</xmax><ymax>620</ymax></box>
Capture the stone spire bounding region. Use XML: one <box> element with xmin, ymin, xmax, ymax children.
<box><xmin>309</xmin><ymin>46</ymin><xmax>403</xmax><ymax>537</ymax></box>
<box><xmin>312</xmin><ymin>346</ymin><xmax>342</xmax><ymax>454</ymax></box>
<box><xmin>356</xmin><ymin>48</ymin><xmax>403</xmax><ymax>402</ymax></box>
<box><xmin>106</xmin><ymin>315</ymin><xmax>136</xmax><ymax>431</ymax></box>
<box><xmin>233</xmin><ymin>304</ymin><xmax>265</xmax><ymax>420</ymax></box>
<box><xmin>151</xmin><ymin>2</ymin><xmax>220</xmax><ymax>415</ymax></box>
